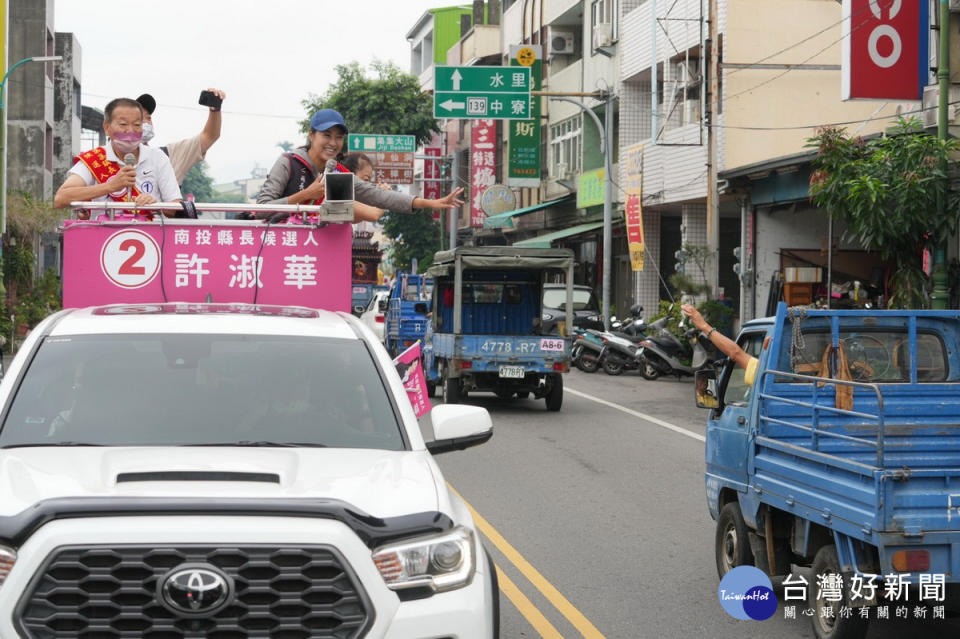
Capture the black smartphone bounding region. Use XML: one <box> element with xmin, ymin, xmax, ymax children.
<box><xmin>198</xmin><ymin>90</ymin><xmax>222</xmax><ymax>110</ymax></box>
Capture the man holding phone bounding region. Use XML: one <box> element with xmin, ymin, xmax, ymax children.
<box><xmin>136</xmin><ymin>88</ymin><xmax>226</xmax><ymax>184</ymax></box>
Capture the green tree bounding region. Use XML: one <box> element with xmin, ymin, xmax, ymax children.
<box><xmin>380</xmin><ymin>211</ymin><xmax>441</xmax><ymax>272</ymax></box>
<box><xmin>300</xmin><ymin>61</ymin><xmax>439</xmax><ymax>145</ymax></box>
<box><xmin>180</xmin><ymin>161</ymin><xmax>216</xmax><ymax>202</ymax></box>
<box><xmin>302</xmin><ymin>60</ymin><xmax>443</xmax><ymax>268</ymax></box>
<box><xmin>808</xmin><ymin>118</ymin><xmax>960</xmax><ymax>308</ymax></box>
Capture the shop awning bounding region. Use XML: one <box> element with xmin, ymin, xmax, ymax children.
<box><xmin>512</xmin><ymin>221</ymin><xmax>605</xmax><ymax>248</ymax></box>
<box><xmin>482</xmin><ymin>195</ymin><xmax>573</xmax><ymax>229</ymax></box>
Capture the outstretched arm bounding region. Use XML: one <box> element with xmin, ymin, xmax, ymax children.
<box><xmin>197</xmin><ymin>88</ymin><xmax>225</xmax><ymax>155</ymax></box>
<box><xmin>681</xmin><ymin>304</ymin><xmax>752</xmax><ymax>370</ymax></box>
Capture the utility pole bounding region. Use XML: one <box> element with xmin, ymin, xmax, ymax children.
<box><xmin>931</xmin><ymin>0</ymin><xmax>951</xmax><ymax>309</ymax></box>
<box><xmin>705</xmin><ymin>0</ymin><xmax>720</xmax><ymax>297</ymax></box>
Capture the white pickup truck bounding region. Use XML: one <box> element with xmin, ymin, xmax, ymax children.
<box><xmin>0</xmin><ymin>303</ymin><xmax>498</xmax><ymax>638</ymax></box>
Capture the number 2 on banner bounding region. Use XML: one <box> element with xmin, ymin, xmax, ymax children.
<box><xmin>100</xmin><ymin>229</ymin><xmax>161</xmax><ymax>289</ymax></box>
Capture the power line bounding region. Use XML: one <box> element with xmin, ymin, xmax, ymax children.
<box><xmin>724</xmin><ymin>1</ymin><xmax>875</xmax><ymax>77</ymax></box>
<box><xmin>710</xmin><ymin>100</ymin><xmax>960</xmax><ymax>131</ymax></box>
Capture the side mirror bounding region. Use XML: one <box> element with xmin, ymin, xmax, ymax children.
<box><xmin>695</xmin><ymin>368</ymin><xmax>720</xmax><ymax>409</ymax></box>
<box><xmin>427</xmin><ymin>404</ymin><xmax>493</xmax><ymax>454</ymax></box>
<box><xmin>378</xmin><ymin>299</ymin><xmax>389</xmax><ymax>312</ymax></box>
<box><xmin>414</xmin><ymin>302</ymin><xmax>429</xmax><ymax>315</ymax></box>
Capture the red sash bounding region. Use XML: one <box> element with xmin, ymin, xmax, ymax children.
<box><xmin>288</xmin><ymin>155</ymin><xmax>349</xmax><ymax>205</ymax></box>
<box><xmin>74</xmin><ymin>147</ymin><xmax>141</xmax><ymax>202</ymax></box>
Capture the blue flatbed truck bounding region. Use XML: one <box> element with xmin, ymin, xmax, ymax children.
<box><xmin>697</xmin><ymin>303</ymin><xmax>960</xmax><ymax>638</ymax></box>
<box><xmin>384</xmin><ymin>272</ymin><xmax>431</xmax><ymax>357</ymax></box>
<box><xmin>423</xmin><ymin>247</ymin><xmax>574</xmax><ymax>411</ymax></box>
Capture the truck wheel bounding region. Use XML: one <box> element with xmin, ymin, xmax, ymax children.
<box><xmin>602</xmin><ymin>357</ymin><xmax>624</xmax><ymax>376</ymax></box>
<box><xmin>545</xmin><ymin>374</ymin><xmax>563</xmax><ymax>411</ymax></box>
<box><xmin>443</xmin><ymin>375</ymin><xmax>461</xmax><ymax>404</ymax></box>
<box><xmin>809</xmin><ymin>545</ymin><xmax>868</xmax><ymax>639</ymax></box>
<box><xmin>715</xmin><ymin>502</ymin><xmax>754</xmax><ymax>579</ymax></box>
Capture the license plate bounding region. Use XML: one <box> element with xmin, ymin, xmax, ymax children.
<box><xmin>498</xmin><ymin>366</ymin><xmax>525</xmax><ymax>379</ymax></box>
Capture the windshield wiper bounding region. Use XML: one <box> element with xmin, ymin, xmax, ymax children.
<box><xmin>182</xmin><ymin>441</ymin><xmax>328</xmax><ymax>448</ymax></box>
<box><xmin>2</xmin><ymin>442</ymin><xmax>106</xmax><ymax>448</ymax></box>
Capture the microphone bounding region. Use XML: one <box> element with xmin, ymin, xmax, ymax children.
<box><xmin>123</xmin><ymin>153</ymin><xmax>136</xmax><ymax>202</ymax></box>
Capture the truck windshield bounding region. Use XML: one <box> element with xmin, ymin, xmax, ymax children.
<box><xmin>784</xmin><ymin>329</ymin><xmax>947</xmax><ymax>383</ymax></box>
<box><xmin>542</xmin><ymin>288</ymin><xmax>594</xmax><ymax>311</ymax></box>
<box><xmin>0</xmin><ymin>334</ymin><xmax>405</xmax><ymax>450</ymax></box>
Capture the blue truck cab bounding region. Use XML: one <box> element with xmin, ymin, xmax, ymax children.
<box><xmin>423</xmin><ymin>247</ymin><xmax>574</xmax><ymax>411</ymax></box>
<box><xmin>384</xmin><ymin>272</ymin><xmax>432</xmax><ymax>357</ymax></box>
<box><xmin>698</xmin><ymin>302</ymin><xmax>960</xmax><ymax>638</ymax></box>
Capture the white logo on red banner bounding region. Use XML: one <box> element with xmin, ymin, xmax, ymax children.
<box><xmin>100</xmin><ymin>229</ymin><xmax>161</xmax><ymax>289</ymax></box>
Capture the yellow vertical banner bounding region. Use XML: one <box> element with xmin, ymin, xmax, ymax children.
<box><xmin>623</xmin><ymin>143</ymin><xmax>644</xmax><ymax>272</ymax></box>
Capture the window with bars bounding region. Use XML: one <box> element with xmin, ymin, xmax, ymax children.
<box><xmin>590</xmin><ymin>0</ymin><xmax>619</xmax><ymax>50</ymax></box>
<box><xmin>550</xmin><ymin>116</ymin><xmax>582</xmax><ymax>179</ymax></box>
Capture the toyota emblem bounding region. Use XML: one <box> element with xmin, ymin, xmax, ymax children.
<box><xmin>159</xmin><ymin>564</ymin><xmax>233</xmax><ymax>617</ymax></box>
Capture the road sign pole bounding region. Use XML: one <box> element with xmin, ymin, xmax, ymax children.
<box><xmin>449</xmin><ymin>152</ymin><xmax>458</xmax><ymax>250</ymax></box>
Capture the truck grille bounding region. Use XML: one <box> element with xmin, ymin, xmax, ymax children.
<box><xmin>16</xmin><ymin>545</ymin><xmax>372</xmax><ymax>639</ymax></box>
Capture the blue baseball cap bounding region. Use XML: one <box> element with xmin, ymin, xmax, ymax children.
<box><xmin>310</xmin><ymin>109</ymin><xmax>348</xmax><ymax>133</ymax></box>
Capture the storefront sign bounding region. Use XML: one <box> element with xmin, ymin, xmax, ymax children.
<box><xmin>62</xmin><ymin>221</ymin><xmax>351</xmax><ymax>311</ymax></box>
<box><xmin>577</xmin><ymin>168</ymin><xmax>606</xmax><ymax>209</ymax></box>
<box><xmin>841</xmin><ymin>0</ymin><xmax>929</xmax><ymax>100</ymax></box>
<box><xmin>424</xmin><ymin>146</ymin><xmax>442</xmax><ymax>218</ymax></box>
<box><xmin>471</xmin><ymin>119</ymin><xmax>497</xmax><ymax>227</ymax></box>
<box><xmin>508</xmin><ymin>45</ymin><xmax>542</xmax><ymax>187</ymax></box>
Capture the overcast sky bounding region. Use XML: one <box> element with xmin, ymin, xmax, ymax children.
<box><xmin>54</xmin><ymin>0</ymin><xmax>452</xmax><ymax>185</ymax></box>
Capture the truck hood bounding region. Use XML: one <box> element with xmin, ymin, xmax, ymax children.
<box><xmin>0</xmin><ymin>447</ymin><xmax>441</xmax><ymax>520</ymax></box>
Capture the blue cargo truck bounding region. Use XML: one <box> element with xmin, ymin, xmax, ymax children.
<box><xmin>423</xmin><ymin>247</ymin><xmax>573</xmax><ymax>411</ymax></box>
<box><xmin>697</xmin><ymin>303</ymin><xmax>960</xmax><ymax>638</ymax></box>
<box><xmin>383</xmin><ymin>272</ymin><xmax>432</xmax><ymax>357</ymax></box>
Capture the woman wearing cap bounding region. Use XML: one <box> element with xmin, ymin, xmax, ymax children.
<box><xmin>257</xmin><ymin>108</ymin><xmax>463</xmax><ymax>221</ymax></box>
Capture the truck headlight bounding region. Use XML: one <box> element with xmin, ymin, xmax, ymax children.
<box><xmin>0</xmin><ymin>546</ymin><xmax>16</xmax><ymax>587</ymax></box>
<box><xmin>372</xmin><ymin>527</ymin><xmax>475</xmax><ymax>592</ymax></box>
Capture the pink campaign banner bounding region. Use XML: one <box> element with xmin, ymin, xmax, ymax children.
<box><xmin>62</xmin><ymin>221</ymin><xmax>352</xmax><ymax>311</ymax></box>
<box><xmin>394</xmin><ymin>341</ymin><xmax>431</xmax><ymax>418</ymax></box>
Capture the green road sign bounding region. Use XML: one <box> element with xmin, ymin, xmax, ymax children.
<box><xmin>433</xmin><ymin>66</ymin><xmax>531</xmax><ymax>120</ymax></box>
<box><xmin>347</xmin><ymin>134</ymin><xmax>416</xmax><ymax>153</ymax></box>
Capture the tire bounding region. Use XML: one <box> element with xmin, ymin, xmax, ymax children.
<box><xmin>640</xmin><ymin>358</ymin><xmax>660</xmax><ymax>380</ymax></box>
<box><xmin>578</xmin><ymin>351</ymin><xmax>600</xmax><ymax>373</ymax></box>
<box><xmin>602</xmin><ymin>356</ymin><xmax>625</xmax><ymax>376</ymax></box>
<box><xmin>544</xmin><ymin>374</ymin><xmax>563</xmax><ymax>411</ymax></box>
<box><xmin>808</xmin><ymin>545</ymin><xmax>869</xmax><ymax>639</ymax></box>
<box><xmin>715</xmin><ymin>502</ymin><xmax>754</xmax><ymax>580</ymax></box>
<box><xmin>443</xmin><ymin>374</ymin><xmax>461</xmax><ymax>404</ymax></box>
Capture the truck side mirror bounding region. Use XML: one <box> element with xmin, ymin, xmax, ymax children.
<box><xmin>695</xmin><ymin>368</ymin><xmax>720</xmax><ymax>409</ymax></box>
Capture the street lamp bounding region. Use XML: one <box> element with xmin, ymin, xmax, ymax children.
<box><xmin>550</xmin><ymin>93</ymin><xmax>614</xmax><ymax>330</ymax></box>
<box><xmin>0</xmin><ymin>55</ymin><xmax>63</xmax><ymax>236</ymax></box>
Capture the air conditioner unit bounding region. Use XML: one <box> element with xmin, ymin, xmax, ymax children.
<box><xmin>593</xmin><ymin>22</ymin><xmax>613</xmax><ymax>49</ymax></box>
<box><xmin>549</xmin><ymin>29</ymin><xmax>575</xmax><ymax>56</ymax></box>
<box><xmin>921</xmin><ymin>85</ymin><xmax>960</xmax><ymax>128</ymax></box>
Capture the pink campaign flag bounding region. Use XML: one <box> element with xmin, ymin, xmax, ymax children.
<box><xmin>393</xmin><ymin>341</ymin><xmax>431</xmax><ymax>418</ymax></box>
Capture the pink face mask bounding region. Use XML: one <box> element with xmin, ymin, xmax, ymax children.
<box><xmin>111</xmin><ymin>132</ymin><xmax>142</xmax><ymax>155</ymax></box>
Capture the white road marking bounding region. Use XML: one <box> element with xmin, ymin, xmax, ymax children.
<box><xmin>566</xmin><ymin>387</ymin><xmax>706</xmax><ymax>443</ymax></box>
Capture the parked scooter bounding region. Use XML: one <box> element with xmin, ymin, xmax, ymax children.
<box><xmin>571</xmin><ymin>328</ymin><xmax>606</xmax><ymax>373</ymax></box>
<box><xmin>598</xmin><ymin>305</ymin><xmax>651</xmax><ymax>375</ymax></box>
<box><xmin>636</xmin><ymin>309</ymin><xmax>720</xmax><ymax>379</ymax></box>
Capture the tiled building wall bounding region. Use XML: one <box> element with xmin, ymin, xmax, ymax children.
<box><xmin>637</xmin><ymin>209</ymin><xmax>662</xmax><ymax>316</ymax></box>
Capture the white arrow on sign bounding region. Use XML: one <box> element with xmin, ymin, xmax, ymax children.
<box><xmin>451</xmin><ymin>69</ymin><xmax>463</xmax><ymax>91</ymax></box>
<box><xmin>439</xmin><ymin>99</ymin><xmax>465</xmax><ymax>111</ymax></box>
